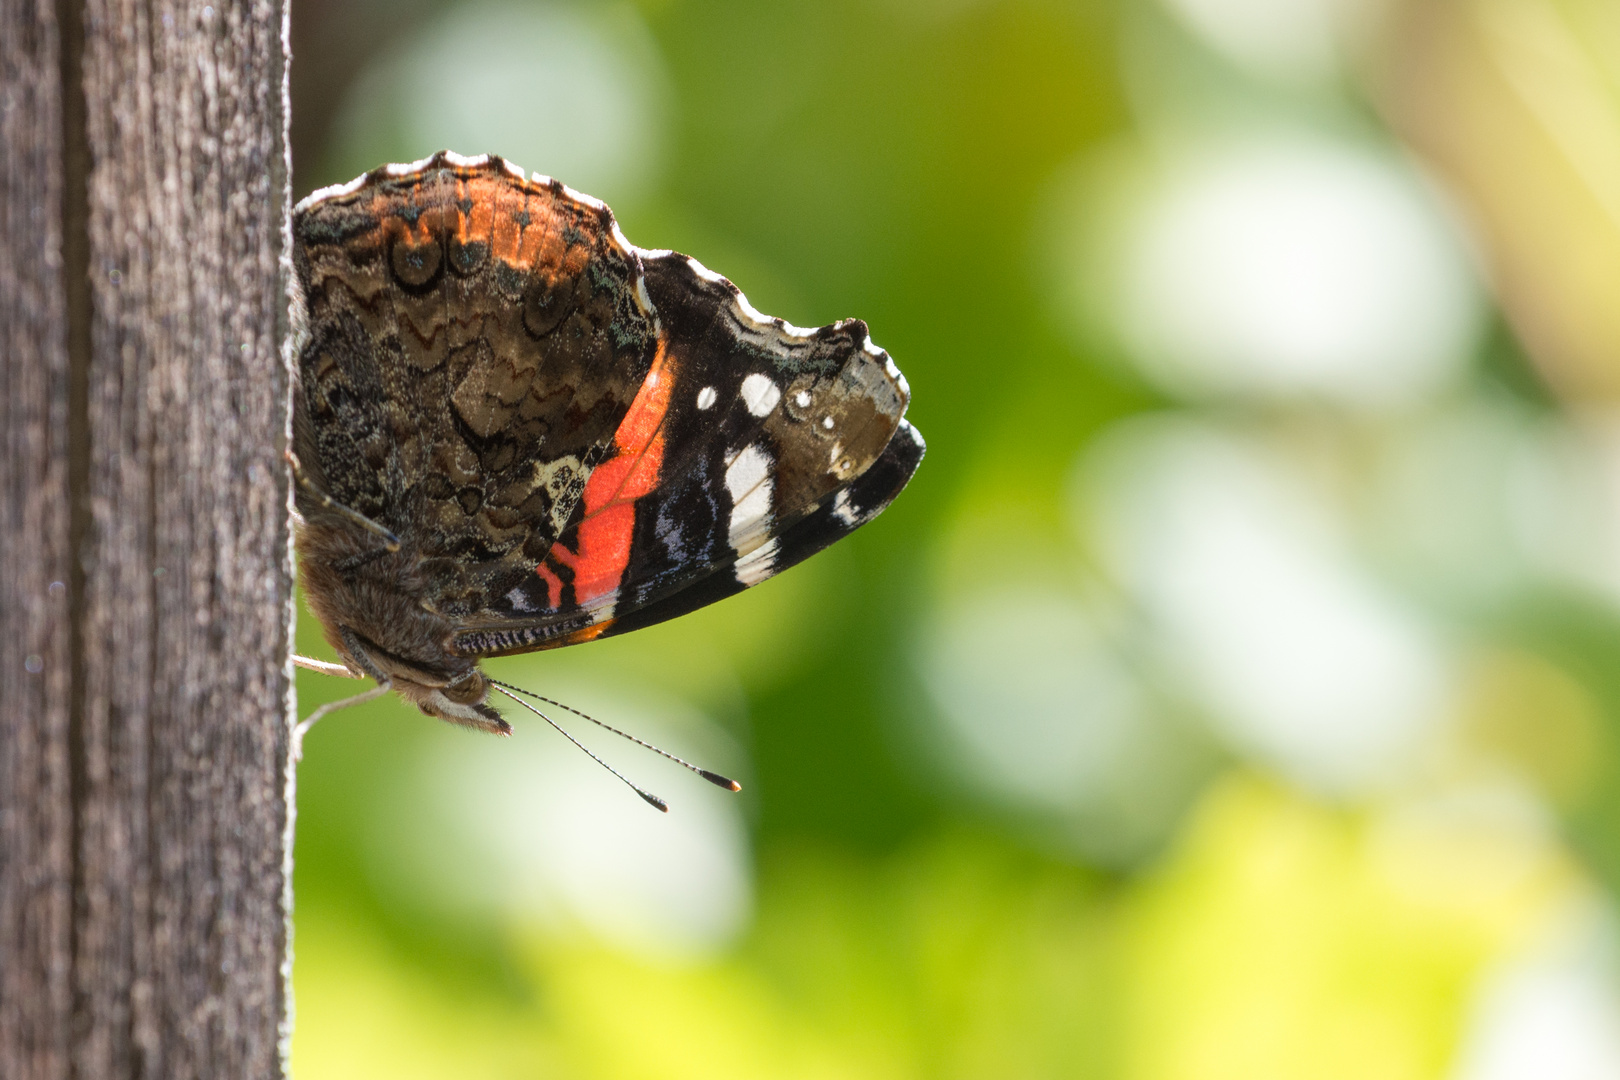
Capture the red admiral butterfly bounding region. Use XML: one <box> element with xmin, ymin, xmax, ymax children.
<box><xmin>289</xmin><ymin>152</ymin><xmax>923</xmax><ymax>805</ymax></box>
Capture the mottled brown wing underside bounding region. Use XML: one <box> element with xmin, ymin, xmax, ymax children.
<box><xmin>292</xmin><ymin>157</ymin><xmax>659</xmax><ymax>620</ymax></box>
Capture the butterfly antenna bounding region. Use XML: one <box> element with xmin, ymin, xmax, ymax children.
<box><xmin>488</xmin><ymin>683</ymin><xmax>668</xmax><ymax>812</ymax></box>
<box><xmin>487</xmin><ymin>677</ymin><xmax>742</xmax><ymax>793</ymax></box>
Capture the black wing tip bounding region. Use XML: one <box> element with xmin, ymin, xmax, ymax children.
<box><xmin>898</xmin><ymin>418</ymin><xmax>925</xmax><ymax>457</ymax></box>
<box><xmin>876</xmin><ymin>419</ymin><xmax>924</xmax><ymax>474</ymax></box>
<box><xmin>845</xmin><ymin>420</ymin><xmax>926</xmax><ymax>518</ymax></box>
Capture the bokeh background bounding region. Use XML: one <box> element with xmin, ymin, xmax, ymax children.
<box><xmin>286</xmin><ymin>0</ymin><xmax>1620</xmax><ymax>1076</ymax></box>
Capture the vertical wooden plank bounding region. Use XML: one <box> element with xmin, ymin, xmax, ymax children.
<box><xmin>69</xmin><ymin>0</ymin><xmax>295</xmax><ymax>1074</ymax></box>
<box><xmin>1</xmin><ymin>0</ymin><xmax>293</xmax><ymax>1076</ymax></box>
<box><xmin>0</xmin><ymin>0</ymin><xmax>74</xmax><ymax>1076</ymax></box>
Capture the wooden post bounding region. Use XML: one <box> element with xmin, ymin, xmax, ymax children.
<box><xmin>0</xmin><ymin>0</ymin><xmax>295</xmax><ymax>1076</ymax></box>
<box><xmin>0</xmin><ymin>2</ymin><xmax>75</xmax><ymax>1077</ymax></box>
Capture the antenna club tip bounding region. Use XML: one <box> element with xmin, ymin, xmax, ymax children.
<box><xmin>641</xmin><ymin>792</ymin><xmax>670</xmax><ymax>813</ymax></box>
<box><xmin>699</xmin><ymin>769</ymin><xmax>741</xmax><ymax>792</ymax></box>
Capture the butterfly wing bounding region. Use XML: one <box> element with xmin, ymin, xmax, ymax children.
<box><xmin>292</xmin><ymin>152</ymin><xmax>921</xmax><ymax>660</ymax></box>
<box><xmin>597</xmin><ymin>416</ymin><xmax>925</xmax><ymax>642</ymax></box>
<box><xmin>292</xmin><ymin>154</ymin><xmax>661</xmax><ymax>619</ymax></box>
<box><xmin>451</xmin><ymin>252</ymin><xmax>923</xmax><ymax>656</ymax></box>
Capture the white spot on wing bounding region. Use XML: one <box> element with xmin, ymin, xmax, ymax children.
<box><xmin>832</xmin><ymin>489</ymin><xmax>859</xmax><ymax>528</ymax></box>
<box><xmin>822</xmin><ymin>416</ymin><xmax>835</xmax><ymax>430</ymax></box>
<box><xmin>734</xmin><ymin>537</ymin><xmax>780</xmax><ymax>586</ymax></box>
<box><xmin>795</xmin><ymin>390</ymin><xmax>812</xmax><ymax>408</ymax></box>
<box><xmin>725</xmin><ymin>443</ymin><xmax>774</xmax><ymax>554</ymax></box>
<box><xmin>739</xmin><ymin>374</ymin><xmax>781</xmax><ymax>418</ymax></box>
<box><xmin>591</xmin><ymin>593</ymin><xmax>618</xmax><ymax>623</ymax></box>
<box><xmin>726</xmin><ymin>444</ymin><xmax>771</xmax><ymax>499</ymax></box>
<box><xmin>697</xmin><ymin>386</ymin><xmax>717</xmax><ymax>410</ymax></box>
<box><xmin>828</xmin><ymin>439</ymin><xmax>855</xmax><ymax>479</ymax></box>
<box><xmin>730</xmin><ymin>483</ymin><xmax>773</xmax><ymax>544</ymax></box>
<box><xmin>505</xmin><ymin>584</ymin><xmax>537</xmax><ymax>612</ymax></box>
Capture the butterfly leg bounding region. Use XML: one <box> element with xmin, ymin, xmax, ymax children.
<box><xmin>292</xmin><ymin>683</ymin><xmax>391</xmax><ymax>761</ymax></box>
<box><xmin>291</xmin><ymin>628</ymin><xmax>394</xmax><ymax>760</ymax></box>
<box><xmin>292</xmin><ymin>654</ymin><xmax>358</xmax><ymax>678</ymax></box>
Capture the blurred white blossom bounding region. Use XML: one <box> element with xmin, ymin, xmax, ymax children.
<box><xmin>1079</xmin><ymin>416</ymin><xmax>1453</xmax><ymax>793</ymax></box>
<box><xmin>1107</xmin><ymin>134</ymin><xmax>1484</xmax><ymax>409</ymax></box>
<box><xmin>369</xmin><ymin>682</ymin><xmax>752</xmax><ymax>961</ymax></box>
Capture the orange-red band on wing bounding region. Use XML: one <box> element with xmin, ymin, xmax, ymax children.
<box><xmin>540</xmin><ymin>340</ymin><xmax>676</xmax><ymax>605</ymax></box>
<box><xmin>535</xmin><ymin>562</ymin><xmax>564</xmax><ymax>611</ymax></box>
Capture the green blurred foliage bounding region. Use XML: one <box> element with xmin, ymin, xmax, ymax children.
<box><xmin>295</xmin><ymin>832</ymin><xmax>1117</xmax><ymax>1079</ymax></box>
<box><xmin>287</xmin><ymin>0</ymin><xmax>1620</xmax><ymax>1075</ymax></box>
<box><xmin>293</xmin><ymin>0</ymin><xmax>1137</xmax><ymax>856</ymax></box>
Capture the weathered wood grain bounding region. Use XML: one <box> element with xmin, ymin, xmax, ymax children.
<box><xmin>0</xmin><ymin>1</ymin><xmax>74</xmax><ymax>1077</ymax></box>
<box><xmin>1</xmin><ymin>0</ymin><xmax>294</xmax><ymax>1076</ymax></box>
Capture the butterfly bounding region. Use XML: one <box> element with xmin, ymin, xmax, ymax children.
<box><xmin>288</xmin><ymin>152</ymin><xmax>923</xmax><ymax>806</ymax></box>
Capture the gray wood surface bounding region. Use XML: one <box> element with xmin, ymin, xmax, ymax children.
<box><xmin>0</xmin><ymin>0</ymin><xmax>294</xmax><ymax>1076</ymax></box>
<box><xmin>1</xmin><ymin>1</ymin><xmax>75</xmax><ymax>1077</ymax></box>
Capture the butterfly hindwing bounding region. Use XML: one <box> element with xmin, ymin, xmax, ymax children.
<box><xmin>293</xmin><ymin>155</ymin><xmax>659</xmax><ymax>621</ymax></box>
